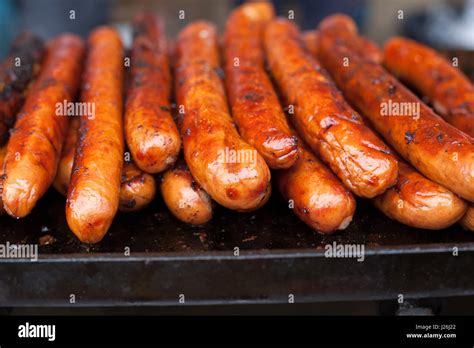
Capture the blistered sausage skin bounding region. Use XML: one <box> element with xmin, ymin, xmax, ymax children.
<box><xmin>276</xmin><ymin>136</ymin><xmax>356</xmax><ymax>233</ymax></box>
<box><xmin>161</xmin><ymin>159</ymin><xmax>213</xmax><ymax>225</ymax></box>
<box><xmin>66</xmin><ymin>27</ymin><xmax>124</xmax><ymax>243</ymax></box>
<box><xmin>125</xmin><ymin>14</ymin><xmax>180</xmax><ymax>174</ymax></box>
<box><xmin>383</xmin><ymin>37</ymin><xmax>474</xmax><ymax>138</ymax></box>
<box><xmin>223</xmin><ymin>3</ymin><xmax>298</xmax><ymax>169</ymax></box>
<box><xmin>54</xmin><ymin>118</ymin><xmax>155</xmax><ymax>212</ymax></box>
<box><xmin>264</xmin><ymin>19</ymin><xmax>398</xmax><ymax>198</ymax></box>
<box><xmin>373</xmin><ymin>161</ymin><xmax>467</xmax><ymax>229</ymax></box>
<box><xmin>2</xmin><ymin>34</ymin><xmax>84</xmax><ymax>218</ymax></box>
<box><xmin>383</xmin><ymin>37</ymin><xmax>474</xmax><ymax>230</ymax></box>
<box><xmin>0</xmin><ymin>145</ymin><xmax>7</xmax><ymax>215</ymax></box>
<box><xmin>300</xmin><ymin>29</ymin><xmax>468</xmax><ymax>229</ymax></box>
<box><xmin>317</xmin><ymin>14</ymin><xmax>474</xmax><ymax>203</ymax></box>
<box><xmin>175</xmin><ymin>21</ymin><xmax>271</xmax><ymax>211</ymax></box>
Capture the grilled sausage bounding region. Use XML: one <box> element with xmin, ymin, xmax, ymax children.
<box><xmin>66</xmin><ymin>27</ymin><xmax>124</xmax><ymax>243</ymax></box>
<box><xmin>175</xmin><ymin>21</ymin><xmax>271</xmax><ymax>211</ymax></box>
<box><xmin>317</xmin><ymin>14</ymin><xmax>474</xmax><ymax>202</ymax></box>
<box><xmin>223</xmin><ymin>2</ymin><xmax>298</xmax><ymax>169</ymax></box>
<box><xmin>264</xmin><ymin>18</ymin><xmax>398</xmax><ymax>198</ymax></box>
<box><xmin>0</xmin><ymin>145</ymin><xmax>6</xmax><ymax>215</ymax></box>
<box><xmin>53</xmin><ymin>118</ymin><xmax>80</xmax><ymax>196</ymax></box>
<box><xmin>276</xmin><ymin>136</ymin><xmax>356</xmax><ymax>233</ymax></box>
<box><xmin>300</xmin><ymin>28</ymin><xmax>468</xmax><ymax>230</ymax></box>
<box><xmin>54</xmin><ymin>118</ymin><xmax>155</xmax><ymax>212</ymax></box>
<box><xmin>302</xmin><ymin>30</ymin><xmax>319</xmax><ymax>57</ymax></box>
<box><xmin>0</xmin><ymin>32</ymin><xmax>44</xmax><ymax>145</ymax></box>
<box><xmin>383</xmin><ymin>37</ymin><xmax>474</xmax><ymax>231</ymax></box>
<box><xmin>161</xmin><ymin>159</ymin><xmax>213</xmax><ymax>224</ymax></box>
<box><xmin>2</xmin><ymin>34</ymin><xmax>84</xmax><ymax>218</ymax></box>
<box><xmin>373</xmin><ymin>161</ymin><xmax>467</xmax><ymax>229</ymax></box>
<box><xmin>383</xmin><ymin>37</ymin><xmax>474</xmax><ymax>138</ymax></box>
<box><xmin>125</xmin><ymin>14</ymin><xmax>180</xmax><ymax>174</ymax></box>
<box><xmin>119</xmin><ymin>160</ymin><xmax>156</xmax><ymax>212</ymax></box>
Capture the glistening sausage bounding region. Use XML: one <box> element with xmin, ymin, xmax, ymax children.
<box><xmin>317</xmin><ymin>14</ymin><xmax>474</xmax><ymax>202</ymax></box>
<box><xmin>2</xmin><ymin>34</ymin><xmax>84</xmax><ymax>218</ymax></box>
<box><xmin>264</xmin><ymin>18</ymin><xmax>398</xmax><ymax>198</ymax></box>
<box><xmin>125</xmin><ymin>13</ymin><xmax>180</xmax><ymax>173</ymax></box>
<box><xmin>175</xmin><ymin>21</ymin><xmax>271</xmax><ymax>211</ymax></box>
<box><xmin>160</xmin><ymin>159</ymin><xmax>213</xmax><ymax>225</ymax></box>
<box><xmin>223</xmin><ymin>2</ymin><xmax>298</xmax><ymax>169</ymax></box>
<box><xmin>276</xmin><ymin>136</ymin><xmax>356</xmax><ymax>233</ymax></box>
<box><xmin>66</xmin><ymin>27</ymin><xmax>124</xmax><ymax>243</ymax></box>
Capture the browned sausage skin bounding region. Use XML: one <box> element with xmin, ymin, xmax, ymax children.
<box><xmin>276</xmin><ymin>136</ymin><xmax>356</xmax><ymax>233</ymax></box>
<box><xmin>125</xmin><ymin>14</ymin><xmax>180</xmax><ymax>174</ymax></box>
<box><xmin>2</xmin><ymin>34</ymin><xmax>84</xmax><ymax>218</ymax></box>
<box><xmin>54</xmin><ymin>118</ymin><xmax>156</xmax><ymax>213</ymax></box>
<box><xmin>383</xmin><ymin>37</ymin><xmax>474</xmax><ymax>231</ymax></box>
<box><xmin>161</xmin><ymin>159</ymin><xmax>213</xmax><ymax>225</ymax></box>
<box><xmin>0</xmin><ymin>32</ymin><xmax>44</xmax><ymax>145</ymax></box>
<box><xmin>223</xmin><ymin>2</ymin><xmax>298</xmax><ymax>169</ymax></box>
<box><xmin>317</xmin><ymin>14</ymin><xmax>474</xmax><ymax>203</ymax></box>
<box><xmin>264</xmin><ymin>18</ymin><xmax>398</xmax><ymax>198</ymax></box>
<box><xmin>66</xmin><ymin>27</ymin><xmax>124</xmax><ymax>243</ymax></box>
<box><xmin>119</xmin><ymin>161</ymin><xmax>156</xmax><ymax>213</ymax></box>
<box><xmin>175</xmin><ymin>21</ymin><xmax>271</xmax><ymax>211</ymax></box>
<box><xmin>300</xmin><ymin>29</ymin><xmax>468</xmax><ymax>230</ymax></box>
<box><xmin>383</xmin><ymin>37</ymin><xmax>474</xmax><ymax>138</ymax></box>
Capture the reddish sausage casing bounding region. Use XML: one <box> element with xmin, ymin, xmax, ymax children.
<box><xmin>2</xmin><ymin>34</ymin><xmax>84</xmax><ymax>218</ymax></box>
<box><xmin>264</xmin><ymin>18</ymin><xmax>398</xmax><ymax>198</ymax></box>
<box><xmin>223</xmin><ymin>2</ymin><xmax>298</xmax><ymax>169</ymax></box>
<box><xmin>317</xmin><ymin>14</ymin><xmax>474</xmax><ymax>203</ymax></box>
<box><xmin>383</xmin><ymin>37</ymin><xmax>474</xmax><ymax>138</ymax></box>
<box><xmin>161</xmin><ymin>159</ymin><xmax>213</xmax><ymax>225</ymax></box>
<box><xmin>55</xmin><ymin>118</ymin><xmax>156</xmax><ymax>213</ymax></box>
<box><xmin>125</xmin><ymin>14</ymin><xmax>180</xmax><ymax>173</ymax></box>
<box><xmin>66</xmin><ymin>27</ymin><xmax>124</xmax><ymax>243</ymax></box>
<box><xmin>276</xmin><ymin>137</ymin><xmax>356</xmax><ymax>233</ymax></box>
<box><xmin>175</xmin><ymin>21</ymin><xmax>271</xmax><ymax>211</ymax></box>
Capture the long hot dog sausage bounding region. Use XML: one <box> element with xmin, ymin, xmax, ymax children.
<box><xmin>317</xmin><ymin>14</ymin><xmax>474</xmax><ymax>203</ymax></box>
<box><xmin>301</xmin><ymin>31</ymin><xmax>468</xmax><ymax>230</ymax></box>
<box><xmin>223</xmin><ymin>2</ymin><xmax>298</xmax><ymax>169</ymax></box>
<box><xmin>383</xmin><ymin>37</ymin><xmax>474</xmax><ymax>138</ymax></box>
<box><xmin>276</xmin><ymin>135</ymin><xmax>356</xmax><ymax>233</ymax></box>
<box><xmin>175</xmin><ymin>21</ymin><xmax>271</xmax><ymax>211</ymax></box>
<box><xmin>125</xmin><ymin>14</ymin><xmax>180</xmax><ymax>174</ymax></box>
<box><xmin>2</xmin><ymin>34</ymin><xmax>84</xmax><ymax>218</ymax></box>
<box><xmin>0</xmin><ymin>32</ymin><xmax>44</xmax><ymax>145</ymax></box>
<box><xmin>54</xmin><ymin>118</ymin><xmax>155</xmax><ymax>212</ymax></box>
<box><xmin>383</xmin><ymin>37</ymin><xmax>474</xmax><ymax>231</ymax></box>
<box><xmin>264</xmin><ymin>18</ymin><xmax>398</xmax><ymax>198</ymax></box>
<box><xmin>66</xmin><ymin>27</ymin><xmax>124</xmax><ymax>243</ymax></box>
<box><xmin>160</xmin><ymin>159</ymin><xmax>213</xmax><ymax>225</ymax></box>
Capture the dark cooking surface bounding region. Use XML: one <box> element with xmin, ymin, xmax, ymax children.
<box><xmin>1</xmin><ymin>188</ymin><xmax>473</xmax><ymax>254</ymax></box>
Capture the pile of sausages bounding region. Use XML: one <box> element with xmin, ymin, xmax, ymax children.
<box><xmin>0</xmin><ymin>2</ymin><xmax>473</xmax><ymax>244</ymax></box>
